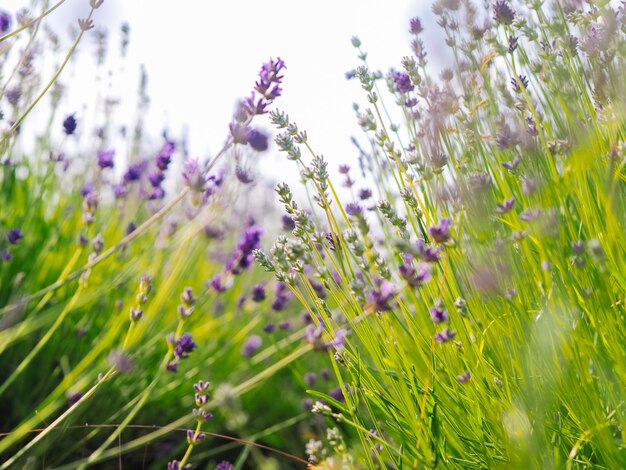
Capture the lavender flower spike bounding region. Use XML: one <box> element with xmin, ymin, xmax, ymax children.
<box><xmin>429</xmin><ymin>218</ymin><xmax>452</xmax><ymax>244</ymax></box>
<box><xmin>6</xmin><ymin>229</ymin><xmax>23</xmax><ymax>245</ymax></box>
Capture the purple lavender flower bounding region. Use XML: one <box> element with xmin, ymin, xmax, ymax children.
<box><xmin>391</xmin><ymin>71</ymin><xmax>414</xmax><ymax>93</ymax></box>
<box><xmin>429</xmin><ymin>218</ymin><xmax>452</xmax><ymax>244</ymax></box>
<box><xmin>246</xmin><ymin>128</ymin><xmax>269</xmax><ymax>151</ymax></box>
<box><xmin>366</xmin><ymin>278</ymin><xmax>396</xmax><ymax>312</ymax></box>
<box><xmin>304</xmin><ymin>372</ymin><xmax>316</xmax><ymax>387</ymax></box>
<box><xmin>345</xmin><ymin>202</ymin><xmax>363</xmax><ymax>216</ymax></box>
<box><xmin>174</xmin><ymin>333</ymin><xmax>197</xmax><ymax>359</ymax></box>
<box><xmin>182</xmin><ymin>158</ymin><xmax>206</xmax><ymax>192</ymax></box>
<box><xmin>511</xmin><ymin>75</ymin><xmax>529</xmax><ymax>93</ymax></box>
<box><xmin>167</xmin><ymin>461</ymin><xmax>191</xmax><ymax>470</ymax></box>
<box><xmin>282</xmin><ymin>214</ymin><xmax>296</xmax><ymax>230</ymax></box>
<box><xmin>502</xmin><ymin>156</ymin><xmax>521</xmax><ymax>171</ymax></box>
<box><xmin>399</xmin><ymin>262</ymin><xmax>431</xmax><ymax>288</ymax></box>
<box><xmin>227</xmin><ymin>222</ymin><xmax>263</xmax><ymax>274</ymax></box>
<box><xmin>68</xmin><ymin>392</ymin><xmax>83</xmax><ymax>407</ymax></box>
<box><xmin>263</xmin><ymin>323</ymin><xmax>275</xmax><ymax>333</ymax></box>
<box><xmin>434</xmin><ymin>327</ymin><xmax>457</xmax><ymax>343</ymax></box>
<box><xmin>229</xmin><ymin>122</ymin><xmax>250</xmax><ymax>144</ymax></box>
<box><xmin>251</xmin><ymin>284</ymin><xmax>266</xmax><ymax>302</ymax></box>
<box><xmin>242</xmin><ymin>335</ymin><xmax>262</xmax><ymax>357</ymax></box>
<box><xmin>6</xmin><ymin>229</ymin><xmax>23</xmax><ymax>245</ymax></box>
<box><xmin>63</xmin><ymin>114</ymin><xmax>77</xmax><ymax>135</ymax></box>
<box><xmin>329</xmin><ymin>387</ymin><xmax>344</xmax><ymax>402</ymax></box>
<box><xmin>493</xmin><ymin>0</ymin><xmax>515</xmax><ymax>26</ymax></box>
<box><xmin>1</xmin><ymin>250</ymin><xmax>11</xmax><ymax>261</ymax></box>
<box><xmin>326</xmin><ymin>329</ymin><xmax>348</xmax><ymax>350</ymax></box>
<box><xmin>338</xmin><ymin>164</ymin><xmax>351</xmax><ymax>174</ymax></box>
<box><xmin>235</xmin><ymin>166</ymin><xmax>254</xmax><ymax>185</ymax></box>
<box><xmin>496</xmin><ymin>198</ymin><xmax>515</xmax><ymax>213</ymax></box>
<box><xmin>5</xmin><ymin>87</ymin><xmax>21</xmax><ymax>107</ymax></box>
<box><xmin>0</xmin><ymin>10</ymin><xmax>12</xmax><ymax>34</ymax></box>
<box><xmin>456</xmin><ymin>371</ymin><xmax>471</xmax><ymax>383</ymax></box>
<box><xmin>156</xmin><ymin>141</ymin><xmax>175</xmax><ymax>170</ymax></box>
<box><xmin>107</xmin><ymin>350</ymin><xmax>134</xmax><ymax>372</ymax></box>
<box><xmin>122</xmin><ymin>162</ymin><xmax>145</xmax><ymax>183</ymax></box>
<box><xmin>271</xmin><ymin>294</ymin><xmax>289</xmax><ymax>311</ymax></box>
<box><xmin>148</xmin><ymin>171</ymin><xmax>165</xmax><ymax>187</ymax></box>
<box><xmin>149</xmin><ymin>187</ymin><xmax>165</xmax><ymax>200</ymax></box>
<box><xmin>359</xmin><ymin>188</ymin><xmax>373</xmax><ymax>200</ymax></box>
<box><xmin>279</xmin><ymin>320</ymin><xmax>292</xmax><ymax>330</ymax></box>
<box><xmin>430</xmin><ymin>305</ymin><xmax>449</xmax><ymax>323</ymax></box>
<box><xmin>97</xmin><ymin>149</ymin><xmax>115</xmax><ymax>169</ymax></box>
<box><xmin>409</xmin><ymin>17</ymin><xmax>423</xmax><ymax>34</ymax></box>
<box><xmin>254</xmin><ymin>57</ymin><xmax>286</xmax><ymax>101</ymax></box>
<box><xmin>209</xmin><ymin>274</ymin><xmax>232</xmax><ymax>293</ymax></box>
<box><xmin>215</xmin><ymin>462</ymin><xmax>234</xmax><ymax>470</ymax></box>
<box><xmin>405</xmin><ymin>97</ymin><xmax>418</xmax><ymax>108</ymax></box>
<box><xmin>81</xmin><ymin>182</ymin><xmax>95</xmax><ymax>197</ymax></box>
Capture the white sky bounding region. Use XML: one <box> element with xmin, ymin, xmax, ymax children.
<box><xmin>4</xmin><ymin>0</ymin><xmax>451</xmax><ymax>181</ymax></box>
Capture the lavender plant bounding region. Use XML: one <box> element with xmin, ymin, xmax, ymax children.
<box><xmin>0</xmin><ymin>2</ymin><xmax>338</xmax><ymax>468</ymax></box>
<box><xmin>256</xmin><ymin>0</ymin><xmax>626</xmax><ymax>468</ymax></box>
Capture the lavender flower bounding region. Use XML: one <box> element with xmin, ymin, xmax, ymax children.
<box><xmin>175</xmin><ymin>333</ymin><xmax>197</xmax><ymax>359</ymax></box>
<box><xmin>493</xmin><ymin>0</ymin><xmax>515</xmax><ymax>26</ymax></box>
<box><xmin>97</xmin><ymin>149</ymin><xmax>115</xmax><ymax>169</ymax></box>
<box><xmin>107</xmin><ymin>350</ymin><xmax>134</xmax><ymax>372</ymax></box>
<box><xmin>415</xmin><ymin>239</ymin><xmax>442</xmax><ymax>262</ymax></box>
<box><xmin>496</xmin><ymin>198</ymin><xmax>516</xmax><ymax>213</ymax></box>
<box><xmin>5</xmin><ymin>87</ymin><xmax>21</xmax><ymax>107</ymax></box>
<box><xmin>409</xmin><ymin>17</ymin><xmax>423</xmax><ymax>34</ymax></box>
<box><xmin>282</xmin><ymin>214</ymin><xmax>295</xmax><ymax>230</ymax></box>
<box><xmin>215</xmin><ymin>462</ymin><xmax>234</xmax><ymax>470</ymax></box>
<box><xmin>63</xmin><ymin>114</ymin><xmax>77</xmax><ymax>135</ymax></box>
<box><xmin>456</xmin><ymin>371</ymin><xmax>471</xmax><ymax>383</ymax></box>
<box><xmin>391</xmin><ymin>71</ymin><xmax>414</xmax><ymax>93</ymax></box>
<box><xmin>246</xmin><ymin>128</ymin><xmax>269</xmax><ymax>151</ymax></box>
<box><xmin>209</xmin><ymin>274</ymin><xmax>232</xmax><ymax>293</ymax></box>
<box><xmin>167</xmin><ymin>460</ymin><xmax>191</xmax><ymax>470</ymax></box>
<box><xmin>306</xmin><ymin>325</ymin><xmax>347</xmax><ymax>352</ymax></box>
<box><xmin>156</xmin><ymin>141</ymin><xmax>175</xmax><ymax>170</ymax></box>
<box><xmin>329</xmin><ymin>387</ymin><xmax>344</xmax><ymax>402</ymax></box>
<box><xmin>502</xmin><ymin>156</ymin><xmax>521</xmax><ymax>171</ymax></box>
<box><xmin>251</xmin><ymin>284</ymin><xmax>266</xmax><ymax>302</ymax></box>
<box><xmin>242</xmin><ymin>335</ymin><xmax>262</xmax><ymax>357</ymax></box>
<box><xmin>0</xmin><ymin>10</ymin><xmax>11</xmax><ymax>34</ymax></box>
<box><xmin>304</xmin><ymin>372</ymin><xmax>316</xmax><ymax>387</ymax></box>
<box><xmin>359</xmin><ymin>188</ymin><xmax>373</xmax><ymax>200</ymax></box>
<box><xmin>243</xmin><ymin>57</ymin><xmax>286</xmax><ymax>116</ymax></box>
<box><xmin>235</xmin><ymin>166</ymin><xmax>254</xmax><ymax>184</ymax></box>
<box><xmin>511</xmin><ymin>75</ymin><xmax>529</xmax><ymax>93</ymax></box>
<box><xmin>254</xmin><ymin>57</ymin><xmax>285</xmax><ymax>101</ymax></box>
<box><xmin>366</xmin><ymin>278</ymin><xmax>396</xmax><ymax>312</ymax></box>
<box><xmin>148</xmin><ymin>171</ymin><xmax>165</xmax><ymax>187</ymax></box>
<box><xmin>182</xmin><ymin>158</ymin><xmax>205</xmax><ymax>192</ymax></box>
<box><xmin>227</xmin><ymin>222</ymin><xmax>263</xmax><ymax>274</ymax></box>
<box><xmin>430</xmin><ymin>305</ymin><xmax>449</xmax><ymax>323</ymax></box>
<box><xmin>186</xmin><ymin>430</ymin><xmax>206</xmax><ymax>445</ymax></box>
<box><xmin>279</xmin><ymin>320</ymin><xmax>292</xmax><ymax>330</ymax></box>
<box><xmin>434</xmin><ymin>327</ymin><xmax>457</xmax><ymax>343</ymax></box>
<box><xmin>399</xmin><ymin>262</ymin><xmax>431</xmax><ymax>288</ymax></box>
<box><xmin>345</xmin><ymin>202</ymin><xmax>363</xmax><ymax>216</ymax></box>
<box><xmin>6</xmin><ymin>229</ymin><xmax>23</xmax><ymax>245</ymax></box>
<box><xmin>429</xmin><ymin>218</ymin><xmax>452</xmax><ymax>244</ymax></box>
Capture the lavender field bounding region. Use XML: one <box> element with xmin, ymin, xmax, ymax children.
<box><xmin>1</xmin><ymin>0</ymin><xmax>625</xmax><ymax>468</ymax></box>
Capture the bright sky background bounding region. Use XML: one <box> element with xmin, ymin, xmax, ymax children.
<box><xmin>4</xmin><ymin>0</ymin><xmax>452</xmax><ymax>183</ymax></box>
